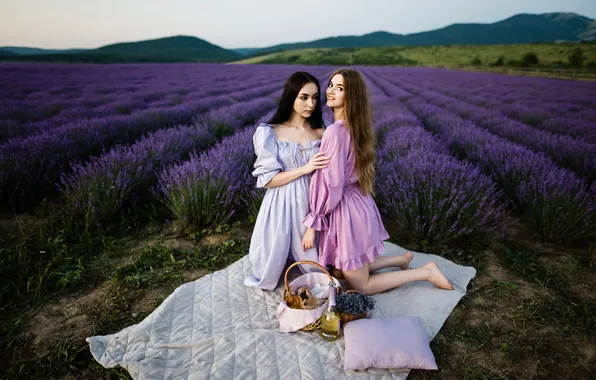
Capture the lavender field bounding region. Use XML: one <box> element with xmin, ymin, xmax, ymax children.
<box><xmin>1</xmin><ymin>62</ymin><xmax>595</xmax><ymax>243</ymax></box>
<box><xmin>1</xmin><ymin>62</ymin><xmax>595</xmax><ymax>379</ymax></box>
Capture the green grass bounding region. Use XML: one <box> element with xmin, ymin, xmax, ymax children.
<box><xmin>3</xmin><ymin>217</ymin><xmax>595</xmax><ymax>379</ymax></box>
<box><xmin>409</xmin><ymin>235</ymin><xmax>596</xmax><ymax>379</ymax></box>
<box><xmin>1</xmin><ymin>189</ymin><xmax>595</xmax><ymax>379</ymax></box>
<box><xmin>234</xmin><ymin>42</ymin><xmax>596</xmax><ymax>67</ymax></box>
<box><xmin>0</xmin><ymin>212</ymin><xmax>249</xmax><ymax>378</ymax></box>
<box><xmin>232</xmin><ymin>42</ymin><xmax>596</xmax><ymax>80</ymax></box>
<box><xmin>114</xmin><ymin>238</ymin><xmax>246</xmax><ymax>290</ymax></box>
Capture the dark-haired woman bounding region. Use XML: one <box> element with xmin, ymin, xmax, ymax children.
<box><xmin>244</xmin><ymin>72</ymin><xmax>330</xmax><ymax>291</ymax></box>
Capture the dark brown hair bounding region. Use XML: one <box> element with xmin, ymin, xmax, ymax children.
<box><xmin>268</xmin><ymin>71</ymin><xmax>324</xmax><ymax>129</ymax></box>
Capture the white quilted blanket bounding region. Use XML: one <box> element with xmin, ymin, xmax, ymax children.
<box><xmin>87</xmin><ymin>242</ymin><xmax>476</xmax><ymax>379</ymax></box>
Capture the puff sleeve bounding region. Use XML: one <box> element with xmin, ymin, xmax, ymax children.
<box><xmin>252</xmin><ymin>125</ymin><xmax>283</xmax><ymax>188</ymax></box>
<box><xmin>302</xmin><ymin>122</ymin><xmax>350</xmax><ymax>230</ymax></box>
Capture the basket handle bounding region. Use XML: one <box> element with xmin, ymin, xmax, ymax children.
<box><xmin>284</xmin><ymin>260</ymin><xmax>334</xmax><ymax>296</ymax></box>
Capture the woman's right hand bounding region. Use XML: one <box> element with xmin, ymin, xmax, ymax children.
<box><xmin>304</xmin><ymin>152</ymin><xmax>329</xmax><ymax>174</ymax></box>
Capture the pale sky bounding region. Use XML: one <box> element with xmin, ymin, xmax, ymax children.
<box><xmin>1</xmin><ymin>0</ymin><xmax>595</xmax><ymax>49</ymax></box>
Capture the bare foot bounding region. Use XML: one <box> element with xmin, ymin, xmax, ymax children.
<box><xmin>421</xmin><ymin>262</ymin><xmax>454</xmax><ymax>290</ymax></box>
<box><xmin>398</xmin><ymin>251</ymin><xmax>414</xmax><ymax>270</ymax></box>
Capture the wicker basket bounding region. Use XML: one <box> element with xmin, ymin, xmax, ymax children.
<box><xmin>282</xmin><ymin>260</ymin><xmax>339</xmax><ymax>332</ymax></box>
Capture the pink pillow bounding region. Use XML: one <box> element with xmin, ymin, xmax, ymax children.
<box><xmin>343</xmin><ymin>316</ymin><xmax>438</xmax><ymax>371</ymax></box>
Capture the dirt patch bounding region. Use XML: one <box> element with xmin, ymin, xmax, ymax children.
<box><xmin>0</xmin><ymin>212</ymin><xmax>48</xmax><ymax>242</ymax></box>
<box><xmin>200</xmin><ymin>221</ymin><xmax>254</xmax><ymax>247</ymax></box>
<box><xmin>105</xmin><ymin>234</ymin><xmax>200</xmax><ymax>269</ymax></box>
<box><xmin>128</xmin><ymin>268</ymin><xmax>210</xmax><ymax>317</ymax></box>
<box><xmin>28</xmin><ymin>281</ymin><xmax>113</xmax><ymax>357</ymax></box>
<box><xmin>181</xmin><ymin>268</ymin><xmax>210</xmax><ymax>283</ymax></box>
<box><xmin>200</xmin><ymin>233</ymin><xmax>235</xmax><ymax>247</ymax></box>
<box><xmin>160</xmin><ymin>237</ymin><xmax>197</xmax><ymax>250</ymax></box>
<box><xmin>27</xmin><ymin>267</ymin><xmax>212</xmax><ymax>362</ymax></box>
<box><xmin>537</xmin><ymin>253</ymin><xmax>596</xmax><ymax>304</ymax></box>
<box><xmin>578</xmin><ymin>342</ymin><xmax>595</xmax><ymax>366</ymax></box>
<box><xmin>475</xmin><ymin>252</ymin><xmax>538</xmax><ymax>301</ymax></box>
<box><xmin>129</xmin><ymin>288</ymin><xmax>170</xmax><ymax>316</ymax></box>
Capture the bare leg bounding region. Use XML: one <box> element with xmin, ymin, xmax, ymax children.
<box><xmin>368</xmin><ymin>251</ymin><xmax>413</xmax><ymax>272</ymax></box>
<box><xmin>342</xmin><ymin>261</ymin><xmax>454</xmax><ymax>295</ymax></box>
<box><xmin>329</xmin><ymin>251</ymin><xmax>413</xmax><ymax>280</ymax></box>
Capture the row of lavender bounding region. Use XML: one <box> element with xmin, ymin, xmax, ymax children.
<box><xmin>1</xmin><ymin>63</ymin><xmax>270</xmax><ymax>115</ymax></box>
<box><xmin>60</xmin><ymin>70</ymin><xmax>336</xmax><ymax>227</ymax></box>
<box><xmin>0</xmin><ymin>80</ymin><xmax>256</xmax><ymax>144</ymax></box>
<box><xmin>0</xmin><ymin>64</ymin><xmax>338</xmax><ymax>209</ymax></box>
<box><xmin>60</xmin><ymin>97</ymin><xmax>280</xmax><ymax>226</ymax></box>
<box><xmin>395</xmin><ymin>81</ymin><xmax>596</xmax><ymax>182</ymax></box>
<box><xmin>19</xmin><ymin>69</ymin><xmax>334</xmax><ymax>228</ymax></box>
<box><xmin>381</xmin><ymin>67</ymin><xmax>596</xmax><ymax>121</ymax></box>
<box><xmin>0</xmin><ymin>64</ymin><xmax>303</xmax><ymax>143</ymax></box>
<box><xmin>67</xmin><ymin>67</ymin><xmax>596</xmax><ymax>243</ymax></box>
<box><xmin>368</xmin><ymin>68</ymin><xmax>596</xmax><ymax>167</ymax></box>
<box><xmin>155</xmin><ymin>75</ymin><xmax>364</xmax><ymax>229</ymax></box>
<box><xmin>2</xmin><ymin>63</ymin><xmax>594</xmax><ymax>245</ymax></box>
<box><xmin>444</xmin><ymin>87</ymin><xmax>596</xmax><ymax>144</ymax></box>
<box><xmin>367</xmin><ymin>69</ymin><xmax>595</xmax><ymax>243</ymax></box>
<box><xmin>151</xmin><ymin>94</ymin><xmax>511</xmax><ymax>248</ymax></box>
<box><xmin>374</xmin><ymin>67</ymin><xmax>596</xmax><ymax>144</ymax></box>
<box><xmin>0</xmin><ymin>82</ymin><xmax>280</xmax><ymax>208</ymax></box>
<box><xmin>374</xmin><ymin>108</ymin><xmax>510</xmax><ymax>246</ymax></box>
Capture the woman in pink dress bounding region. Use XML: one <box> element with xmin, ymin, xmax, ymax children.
<box><xmin>301</xmin><ymin>68</ymin><xmax>454</xmax><ymax>295</ymax></box>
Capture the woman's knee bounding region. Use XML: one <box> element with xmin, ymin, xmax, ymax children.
<box><xmin>342</xmin><ymin>266</ymin><xmax>370</xmax><ymax>293</ymax></box>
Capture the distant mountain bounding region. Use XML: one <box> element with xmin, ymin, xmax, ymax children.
<box><xmin>0</xmin><ymin>36</ymin><xmax>240</xmax><ymax>63</ymax></box>
<box><xmin>0</xmin><ymin>50</ymin><xmax>18</xmax><ymax>56</ymax></box>
<box><xmin>231</xmin><ymin>48</ymin><xmax>262</xmax><ymax>56</ymax></box>
<box><xmin>93</xmin><ymin>35</ymin><xmax>239</xmax><ymax>61</ymax></box>
<box><xmin>0</xmin><ymin>47</ymin><xmax>88</xmax><ymax>55</ymax></box>
<box><xmin>237</xmin><ymin>12</ymin><xmax>596</xmax><ymax>56</ymax></box>
<box><xmin>2</xmin><ymin>12</ymin><xmax>595</xmax><ymax>63</ymax></box>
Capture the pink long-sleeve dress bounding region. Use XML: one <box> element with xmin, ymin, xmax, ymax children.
<box><xmin>302</xmin><ymin>120</ymin><xmax>389</xmax><ymax>271</ymax></box>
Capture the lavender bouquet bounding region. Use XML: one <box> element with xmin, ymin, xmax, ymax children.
<box><xmin>336</xmin><ymin>291</ymin><xmax>376</xmax><ymax>320</ymax></box>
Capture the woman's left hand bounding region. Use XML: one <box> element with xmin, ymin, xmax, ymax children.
<box><xmin>302</xmin><ymin>228</ymin><xmax>316</xmax><ymax>251</ymax></box>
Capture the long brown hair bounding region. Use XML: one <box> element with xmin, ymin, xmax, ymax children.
<box><xmin>329</xmin><ymin>68</ymin><xmax>376</xmax><ymax>195</ymax></box>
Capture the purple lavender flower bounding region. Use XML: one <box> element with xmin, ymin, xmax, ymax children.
<box><xmin>156</xmin><ymin>127</ymin><xmax>258</xmax><ymax>226</ymax></box>
<box><xmin>377</xmin><ymin>149</ymin><xmax>510</xmax><ymax>246</ymax></box>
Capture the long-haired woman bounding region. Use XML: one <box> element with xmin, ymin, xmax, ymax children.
<box><xmin>245</xmin><ymin>71</ymin><xmax>330</xmax><ymax>290</ymax></box>
<box><xmin>302</xmin><ymin>68</ymin><xmax>454</xmax><ymax>295</ymax></box>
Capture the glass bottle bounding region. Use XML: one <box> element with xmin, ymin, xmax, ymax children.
<box><xmin>319</xmin><ymin>281</ymin><xmax>341</xmax><ymax>341</ymax></box>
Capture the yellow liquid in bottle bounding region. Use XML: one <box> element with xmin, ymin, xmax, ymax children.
<box><xmin>319</xmin><ymin>282</ymin><xmax>341</xmax><ymax>341</ymax></box>
<box><xmin>320</xmin><ymin>311</ymin><xmax>341</xmax><ymax>340</ymax></box>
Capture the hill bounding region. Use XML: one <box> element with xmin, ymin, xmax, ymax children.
<box><xmin>238</xmin><ymin>12</ymin><xmax>596</xmax><ymax>56</ymax></box>
<box><xmin>0</xmin><ymin>50</ymin><xmax>18</xmax><ymax>56</ymax></box>
<box><xmin>2</xmin><ymin>12</ymin><xmax>595</xmax><ymax>64</ymax></box>
<box><xmin>0</xmin><ymin>47</ymin><xmax>88</xmax><ymax>55</ymax></box>
<box><xmin>0</xmin><ymin>36</ymin><xmax>240</xmax><ymax>63</ymax></box>
<box><xmin>93</xmin><ymin>35</ymin><xmax>239</xmax><ymax>61</ymax></box>
<box><xmin>232</xmin><ymin>42</ymin><xmax>596</xmax><ymax>73</ymax></box>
